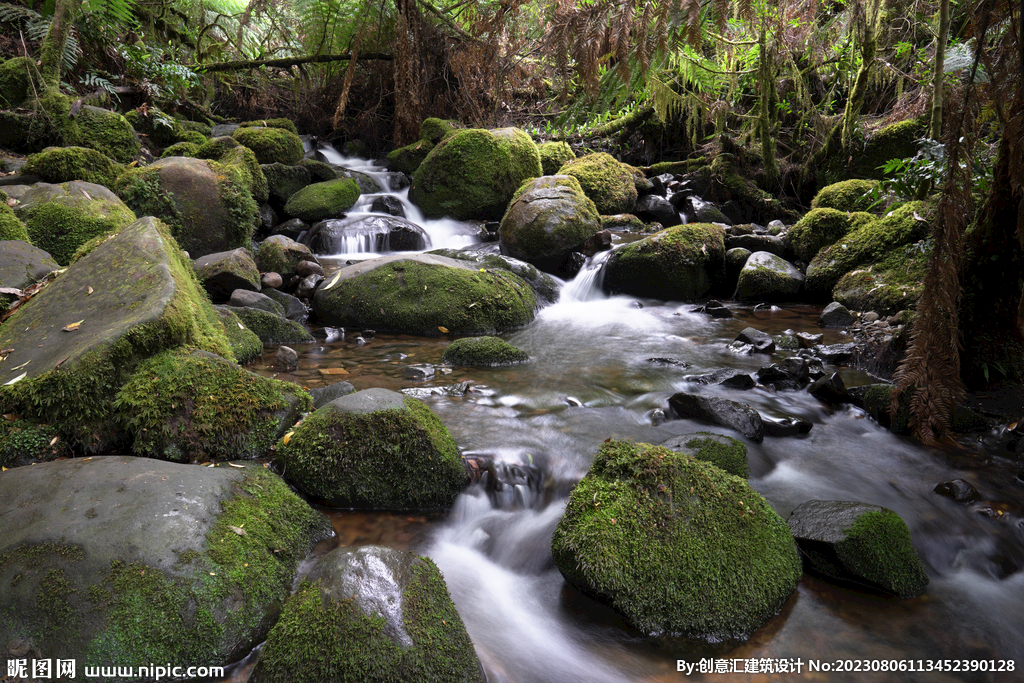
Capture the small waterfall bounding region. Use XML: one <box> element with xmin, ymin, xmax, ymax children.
<box><xmin>562</xmin><ymin>250</ymin><xmax>613</xmax><ymax>302</ymax></box>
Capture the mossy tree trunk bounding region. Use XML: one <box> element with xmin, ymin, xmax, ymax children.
<box><xmin>957</xmin><ymin>134</ymin><xmax>1024</xmax><ymax>387</ymax></box>
<box><xmin>929</xmin><ymin>0</ymin><xmax>950</xmax><ymax>139</ymax></box>
<box><xmin>39</xmin><ymin>0</ymin><xmax>82</xmax><ymax>88</ymax></box>
<box><xmin>757</xmin><ymin>21</ymin><xmax>780</xmax><ymax>192</ymax></box>
<box><xmin>841</xmin><ymin>0</ymin><xmax>885</xmax><ymax>150</ymax></box>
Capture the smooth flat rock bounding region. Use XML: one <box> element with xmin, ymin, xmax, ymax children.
<box><xmin>0</xmin><ymin>240</ymin><xmax>57</xmax><ymax>292</ymax></box>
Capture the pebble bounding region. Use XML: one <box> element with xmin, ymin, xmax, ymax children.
<box><xmin>261</xmin><ymin>272</ymin><xmax>283</xmax><ymax>289</ymax></box>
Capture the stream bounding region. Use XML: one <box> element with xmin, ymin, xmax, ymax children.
<box><xmin>245</xmin><ymin>148</ymin><xmax>1024</xmax><ymax>682</ymax></box>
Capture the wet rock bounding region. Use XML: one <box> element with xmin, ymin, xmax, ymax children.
<box><xmin>692</xmin><ymin>300</ymin><xmax>733</xmax><ymax>318</ymax></box>
<box><xmin>308</xmin><ymin>381</ymin><xmax>356</xmax><ymax>409</ymax></box>
<box><xmin>772</xmin><ymin>334</ymin><xmax>801</xmax><ymax>351</ymax></box>
<box><xmin>229</xmin><ymin>289</ymin><xmax>285</xmax><ymax>316</ymax></box>
<box><xmin>603</xmin><ymin>223</ymin><xmax>726</xmax><ymax>301</ymax></box>
<box><xmin>275</xmin><ymin>345</ymin><xmax>299</xmax><ymax>370</ymax></box>
<box><xmin>565</xmin><ymin>396</ymin><xmax>584</xmax><ymax>407</ymax></box>
<box><xmin>633</xmin><ymin>193</ymin><xmax>679</xmax><ymax>226</ymax></box>
<box><xmin>758</xmin><ymin>357</ymin><xmax>809</xmax><ymax>387</ymax></box>
<box><xmin>263</xmin><ymin>288</ymin><xmax>308</xmax><ymax>322</ymax></box>
<box><xmin>762</xmin><ymin>415</ymin><xmax>813</xmax><ymax>437</ymax></box>
<box><xmin>272</xmin><ymin>217</ymin><xmax>306</xmax><ymax>240</ymax></box>
<box><xmin>580</xmin><ymin>229</ymin><xmax>613</xmax><ymax>257</ymax></box>
<box><xmin>735</xmin><ymin>326</ymin><xmax>776</xmax><ymax>354</ymax></box>
<box><xmin>306</xmin><ymin>215</ymin><xmax>429</xmax><ymax>254</ymax></box>
<box><xmin>370</xmin><ymin>194</ymin><xmax>406</xmax><ymax>217</ymax></box>
<box><xmin>734</xmin><ymin>251</ymin><xmax>804</xmax><ymax>301</ymax></box>
<box><xmin>660</xmin><ymin>432</ymin><xmax>749</xmax><ymax>477</ymax></box>
<box><xmin>787</xmin><ymin>500</ymin><xmax>929</xmax><ymax>598</ymax></box>
<box><xmin>687</xmin><ymin>196</ymin><xmax>732</xmax><ymax>225</ymax></box>
<box><xmin>261</xmin><ymin>272</ymin><xmax>283</xmax><ymax>289</ymax></box>
<box><xmin>819</xmin><ymin>301</ymin><xmax>856</xmax><ymax>328</ymax></box>
<box><xmin>0</xmin><ymin>241</ymin><xmax>58</xmax><ymax>304</ymax></box>
<box><xmin>249</xmin><ymin>546</ymin><xmax>481</xmax><ymax>683</ymax></box>
<box><xmin>646</xmin><ymin>357</ymin><xmax>691</xmax><ymax>368</ymax></box>
<box><xmin>796</xmin><ymin>331</ymin><xmax>823</xmax><ymax>348</ymax></box>
<box><xmin>808</xmin><ymin>373</ymin><xmax>849</xmax><ymax>405</ymax></box>
<box><xmin>295</xmin><ymin>260</ymin><xmax>325</xmax><ymax>277</ymax></box>
<box><xmin>668</xmin><ymin>391</ymin><xmax>765</xmax><ymax>442</ymax></box>
<box><xmin>934</xmin><ymin>479</ymin><xmax>979</xmax><ymax>503</ymax></box>
<box><xmin>228</xmin><ymin>306</ymin><xmax>315</xmax><ymax>345</ymax></box>
<box><xmin>259</xmin><ymin>203</ymin><xmax>278</xmax><ymax>232</ymax></box>
<box><xmin>295</xmin><ymin>273</ymin><xmax>323</xmax><ymax>299</ymax></box>
<box><xmin>685</xmin><ymin>368</ymin><xmax>756</xmax><ymax>389</ymax></box>
<box><xmin>726</xmin><ymin>234</ymin><xmax>786</xmax><ymax>257</ymax></box>
<box><xmin>256</xmin><ymin>234</ymin><xmax>319</xmax><ymax>279</ymax></box>
<box><xmin>404</xmin><ymin>364</ymin><xmax>436</xmax><ymax>380</ymax></box>
<box><xmin>816</xmin><ymin>342</ymin><xmax>856</xmax><ymax>363</ymax></box>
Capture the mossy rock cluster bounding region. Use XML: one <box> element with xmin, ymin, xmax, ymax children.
<box><xmin>386</xmin><ymin>118</ymin><xmax>458</xmax><ymax>175</ymax></box>
<box><xmin>557</xmin><ymin>152</ymin><xmax>637</xmax><ymax>215</ymax></box>
<box><xmin>284</xmin><ymin>178</ymin><xmax>360</xmax><ymax>223</ymax></box>
<box><xmin>238</xmin><ymin>118</ymin><xmax>299</xmax><ymax>135</ymax></box>
<box><xmin>0</xmin><ymin>216</ymin><xmax>233</xmax><ymax>451</ymax></box>
<box><xmin>124</xmin><ymin>108</ymin><xmax>211</xmax><ymax>147</ymax></box>
<box><xmin>114</xmin><ymin>348</ymin><xmax>311</xmax><ymax>462</ymax></box>
<box><xmin>551</xmin><ymin>440</ymin><xmax>801</xmax><ymax>639</ymax></box>
<box><xmin>250</xmin><ymin>545</ymin><xmax>482</xmax><ymax>683</ymax></box>
<box><xmin>805</xmin><ymin>201</ymin><xmax>930</xmax><ymax>299</ymax></box>
<box><xmin>810</xmin><ymin>179</ymin><xmax>880</xmax><ymax>213</ymax></box>
<box><xmin>15</xmin><ymin>181</ymin><xmax>136</xmax><ymax>265</ymax></box>
<box><xmin>23</xmin><ymin>147</ymin><xmax>122</xmax><ymax>187</ymax></box>
<box><xmin>602</xmin><ymin>223</ymin><xmax>726</xmax><ymax>301</ymax></box>
<box><xmin>787</xmin><ymin>208</ymin><xmax>875</xmax><ymax>263</ymax></box>
<box><xmin>275</xmin><ymin>388</ymin><xmax>468</xmax><ymax>510</ymax></box>
<box><xmin>426</xmin><ymin>247</ymin><xmax>560</xmax><ymax>305</ymax></box>
<box><xmin>313</xmin><ymin>253</ymin><xmax>537</xmax><ymax>335</ymax></box>
<box><xmin>410</xmin><ymin>127</ymin><xmax>542</xmax><ymax>220</ymax></box>
<box><xmin>0</xmin><ymin>456</ymin><xmax>332</xmax><ymax>671</ymax></box>
<box><xmin>232</xmin><ymin>125</ymin><xmax>304</xmax><ymax>165</ymax></box>
<box><xmin>537</xmin><ymin>141</ymin><xmax>576</xmax><ymax>175</ymax></box>
<box><xmin>498</xmin><ymin>175</ymin><xmax>601</xmax><ymax>273</ymax></box>
<box><xmin>114</xmin><ymin>155</ymin><xmax>260</xmax><ymax>258</ymax></box>
<box><xmin>219</xmin><ymin>145</ymin><xmax>270</xmax><ymax>203</ymax></box>
<box><xmin>441</xmin><ymin>336</ymin><xmax>529</xmax><ymax>366</ymax></box>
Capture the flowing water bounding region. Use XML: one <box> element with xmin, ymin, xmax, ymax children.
<box><xmin>244</xmin><ymin>149</ymin><xmax>1024</xmax><ymax>682</ymax></box>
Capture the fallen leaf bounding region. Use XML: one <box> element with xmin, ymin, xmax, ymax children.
<box><xmin>228</xmin><ymin>525</ymin><xmax>247</xmax><ymax>536</ymax></box>
<box><xmin>80</xmin><ymin>189</ymin><xmax>92</xmax><ymax>201</ymax></box>
<box><xmin>237</xmin><ymin>322</ymin><xmax>244</xmax><ymax>329</ymax></box>
<box><xmin>49</xmin><ymin>436</ymin><xmax>59</xmax><ymax>446</ymax></box>
<box><xmin>283</xmin><ymin>431</ymin><xmax>294</xmax><ymax>445</ymax></box>
<box><xmin>4</xmin><ymin>372</ymin><xmax>26</xmax><ymax>386</ymax></box>
<box><xmin>87</xmin><ymin>286</ymin><xmax>94</xmax><ymax>295</ymax></box>
<box><xmin>63</xmin><ymin>320</ymin><xmax>84</xmax><ymax>332</ymax></box>
<box><xmin>1</xmin><ymin>466</ymin><xmax>7</xmax><ymax>471</ymax></box>
<box><xmin>0</xmin><ymin>287</ymin><xmax>22</xmax><ymax>297</ymax></box>
<box><xmin>438</xmin><ymin>326</ymin><xmax>449</xmax><ymax>334</ymax></box>
<box><xmin>228</xmin><ymin>463</ymin><xmax>245</xmax><ymax>468</ymax></box>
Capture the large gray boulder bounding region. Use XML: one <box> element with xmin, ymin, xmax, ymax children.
<box><xmin>668</xmin><ymin>391</ymin><xmax>765</xmax><ymax>442</ymax></box>
<box><xmin>0</xmin><ymin>240</ymin><xmax>57</xmax><ymax>304</ymax></box>
<box><xmin>0</xmin><ymin>457</ymin><xmax>331</xmax><ymax>671</ymax></box>
<box><xmin>313</xmin><ymin>253</ymin><xmax>536</xmax><ymax>335</ymax></box>
<box><xmin>733</xmin><ymin>251</ymin><xmax>804</xmax><ymax>301</ymax></box>
<box><xmin>250</xmin><ymin>545</ymin><xmax>482</xmax><ymax>683</ymax></box>
<box><xmin>498</xmin><ymin>175</ymin><xmax>601</xmax><ymax>274</ymax></box>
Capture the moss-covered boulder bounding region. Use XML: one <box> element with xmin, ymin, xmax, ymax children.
<box><xmin>238</xmin><ymin>118</ymin><xmax>299</xmax><ymax>135</ymax></box>
<box><xmin>819</xmin><ymin>120</ymin><xmax>925</xmax><ymax>186</ymax></box>
<box><xmin>124</xmin><ymin>108</ymin><xmax>211</xmax><ymax>147</ymax></box>
<box><xmin>219</xmin><ymin>145</ymin><xmax>269</xmax><ymax>204</ymax></box>
<box><xmin>229</xmin><ymin>306</ymin><xmax>316</xmax><ymax>345</ymax></box>
<box><xmin>426</xmin><ymin>247</ymin><xmax>559</xmax><ymax>305</ymax></box>
<box><xmin>498</xmin><ymin>175</ymin><xmax>601</xmax><ymax>273</ymax></box>
<box><xmin>734</xmin><ymin>251</ymin><xmax>805</xmax><ymax>301</ymax></box>
<box><xmin>313</xmin><ymin>253</ymin><xmax>536</xmax><ymax>335</ymax></box>
<box><xmin>0</xmin><ymin>203</ymin><xmax>29</xmax><ymax>242</ymax></box>
<box><xmin>297</xmin><ymin>157</ymin><xmax>337</xmax><ymax>182</ymax></box>
<box><xmin>262</xmin><ymin>162</ymin><xmax>312</xmax><ymax>205</ymax></box>
<box><xmin>193</xmin><ymin>247</ymin><xmax>262</xmax><ymax>303</ymax></box>
<box><xmin>0</xmin><ymin>240</ymin><xmax>57</xmax><ymax>306</ymax></box>
<box><xmin>15</xmin><ymin>181</ymin><xmax>136</xmax><ymax>265</ymax></box>
<box><xmin>410</xmin><ymin>128</ymin><xmax>541</xmax><ymax>220</ymax></box>
<box><xmin>659</xmin><ymin>432</ymin><xmax>749</xmax><ymax>478</ymax></box>
<box><xmin>787</xmin><ymin>208</ymin><xmax>875</xmax><ymax>263</ymax></box>
<box><xmin>686</xmin><ymin>156</ymin><xmax>800</xmax><ymax>225</ymax></box>
<box><xmin>23</xmin><ymin>146</ymin><xmax>121</xmax><ymax>187</ymax></box>
<box><xmin>441</xmin><ymin>336</ymin><xmax>528</xmax><ymax>366</ymax></box>
<box><xmin>215</xmin><ymin>306</ymin><xmax>263</xmax><ymax>365</ymax></box>
<box><xmin>833</xmin><ymin>242</ymin><xmax>927</xmax><ymax>315</ymax></box>
<box><xmin>275</xmin><ymin>388</ymin><xmax>468</xmax><ymax>509</ymax></box>
<box><xmin>551</xmin><ymin>440</ymin><xmax>801</xmax><ymax>639</ymax></box>
<box><xmin>557</xmin><ymin>152</ymin><xmax>637</xmax><ymax>215</ymax></box>
<box><xmin>160</xmin><ymin>141</ymin><xmax>201</xmax><ymax>158</ymax></box>
<box><xmin>283</xmin><ymin>178</ymin><xmax>360</xmax><ymax>223</ymax></box>
<box><xmin>255</xmin><ymin>234</ymin><xmax>317</xmax><ymax>278</ymax></box>
<box><xmin>115</xmin><ymin>156</ymin><xmax>259</xmax><ymax>258</ymax></box>
<box><xmin>538</xmin><ymin>141</ymin><xmax>576</xmax><ymax>175</ymax></box>
<box><xmin>74</xmin><ymin>105</ymin><xmax>141</xmax><ymax>164</ymax></box>
<box><xmin>250</xmin><ymin>545</ymin><xmax>481</xmax><ymax>683</ymax></box>
<box><xmin>386</xmin><ymin>118</ymin><xmax>458</xmax><ymax>175</ymax></box>
<box><xmin>810</xmin><ymin>179</ymin><xmax>880</xmax><ymax>213</ymax></box>
<box><xmin>787</xmin><ymin>499</ymin><xmax>928</xmax><ymax>598</ymax></box>
<box><xmin>0</xmin><ymin>56</ymin><xmax>36</xmax><ymax>107</ymax></box>
<box><xmin>115</xmin><ymin>348</ymin><xmax>310</xmax><ymax>462</ymax></box>
<box><xmin>0</xmin><ymin>456</ymin><xmax>332</xmax><ymax>671</ymax></box>
<box><xmin>232</xmin><ymin>126</ymin><xmax>304</xmax><ymax>165</ymax></box>
<box><xmin>602</xmin><ymin>223</ymin><xmax>726</xmax><ymax>301</ymax></box>
<box><xmin>805</xmin><ymin>202</ymin><xmax>930</xmax><ymax>299</ymax></box>
<box><xmin>0</xmin><ymin>216</ymin><xmax>232</xmax><ymax>451</ymax></box>
<box><xmin>195</xmin><ymin>135</ymin><xmax>240</xmax><ymax>159</ymax></box>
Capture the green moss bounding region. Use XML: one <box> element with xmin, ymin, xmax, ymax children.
<box><xmin>195</xmin><ymin>136</ymin><xmax>240</xmax><ymax>159</ymax></box>
<box><xmin>75</xmin><ymin>106</ymin><xmax>141</xmax><ymax>163</ymax></box>
<box><xmin>856</xmin><ymin>120</ymin><xmax>925</xmax><ymax>178</ymax></box>
<box><xmin>20</xmin><ymin>191</ymin><xmax>136</xmax><ymax>265</ymax></box>
<box><xmin>603</xmin><ymin>223</ymin><xmax>725</xmax><ymax>300</ymax></box>
<box><xmin>125</xmin><ymin>109</ymin><xmax>211</xmax><ymax>147</ymax></box>
<box><xmin>216</xmin><ymin>306</ymin><xmax>263</xmax><ymax>365</ymax></box>
<box><xmin>160</xmin><ymin>141</ymin><xmax>200</xmax><ymax>158</ymax></box>
<box><xmin>315</xmin><ymin>258</ymin><xmax>537</xmax><ymax>335</ymax></box>
<box><xmin>23</xmin><ymin>147</ymin><xmax>122</xmax><ymax>187</ymax></box>
<box><xmin>0</xmin><ymin>203</ymin><xmax>29</xmax><ymax>242</ymax></box>
<box><xmin>684</xmin><ymin>433</ymin><xmax>748</xmax><ymax>478</ymax></box>
<box><xmin>419</xmin><ymin>117</ymin><xmax>457</xmax><ymax>143</ymax></box>
<box><xmin>85</xmin><ymin>467</ymin><xmax>331</xmax><ymax>667</ymax></box>
<box><xmin>387</xmin><ymin>139</ymin><xmax>436</xmax><ymax>175</ymax></box>
<box><xmin>425</xmin><ymin>248</ymin><xmax>560</xmax><ymax>305</ymax></box>
<box><xmin>441</xmin><ymin>336</ymin><xmax>529</xmax><ymax>366</ymax></box>
<box><xmin>283</xmin><ymin>178</ymin><xmax>360</xmax><ymax>222</ymax></box>
<box><xmin>232</xmin><ymin>126</ymin><xmax>304</xmax><ymax>165</ymax></box>
<box><xmin>253</xmin><ymin>558</ymin><xmax>479</xmax><ymax>683</ymax></box>
<box><xmin>238</xmin><ymin>118</ymin><xmax>299</xmax><ymax>135</ymax></box>
<box><xmin>262</xmin><ymin>162</ymin><xmax>311</xmax><ymax>204</ymax></box>
<box><xmin>788</xmin><ymin>208</ymin><xmax>875</xmax><ymax>263</ymax></box>
<box><xmin>0</xmin><ymin>417</ymin><xmax>70</xmax><ymax>468</ymax></box>
<box><xmin>177</xmin><ymin>130</ymin><xmax>208</xmax><ymax>146</ymax></box>
<box><xmin>806</xmin><ymin>201</ymin><xmax>931</xmax><ymax>299</ymax></box>
<box><xmin>231</xmin><ymin>306</ymin><xmax>315</xmax><ymax>345</ymax></box>
<box><xmin>296</xmin><ymin>158</ymin><xmax>337</xmax><ymax>182</ymax></box>
<box><xmin>0</xmin><ymin>218</ymin><xmax>234</xmax><ymax>451</ymax></box>
<box><xmin>0</xmin><ymin>56</ymin><xmax>37</xmax><ymax>107</ymax></box>
<box><xmin>220</xmin><ymin>145</ymin><xmax>269</xmax><ymax>203</ymax></box>
<box><xmin>410</xmin><ymin>128</ymin><xmax>542</xmax><ymax>220</ymax></box>
<box><xmin>114</xmin><ymin>348</ymin><xmax>309</xmax><ymax>461</ymax></box>
<box><xmin>811</xmin><ymin>179</ymin><xmax>880</xmax><ymax>213</ymax></box>
<box><xmin>834</xmin><ymin>241</ymin><xmax>928</xmax><ymax>314</ymax></box>
<box><xmin>550</xmin><ymin>440</ymin><xmax>801</xmax><ymax>639</ymax></box>
<box><xmin>836</xmin><ymin>510</ymin><xmax>929</xmax><ymax>598</ymax></box>
<box><xmin>642</xmin><ymin>158</ymin><xmax>707</xmax><ymax>176</ymax></box>
<box><xmin>275</xmin><ymin>396</ymin><xmax>467</xmax><ymax>509</ymax></box>
<box><xmin>557</xmin><ymin>153</ymin><xmax>636</xmax><ymax>215</ymax></box>
<box><xmin>538</xmin><ymin>141</ymin><xmax>576</xmax><ymax>175</ymax></box>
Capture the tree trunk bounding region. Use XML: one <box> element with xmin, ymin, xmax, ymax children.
<box><xmin>841</xmin><ymin>0</ymin><xmax>885</xmax><ymax>150</ymax></box>
<box><xmin>957</xmin><ymin>134</ymin><xmax>1024</xmax><ymax>387</ymax></box>
<box><xmin>39</xmin><ymin>0</ymin><xmax>81</xmax><ymax>88</ymax></box>
<box><xmin>758</xmin><ymin>22</ymin><xmax>780</xmax><ymax>192</ymax></box>
<box><xmin>929</xmin><ymin>0</ymin><xmax>950</xmax><ymax>139</ymax></box>
<box><xmin>196</xmin><ymin>52</ymin><xmax>391</xmax><ymax>73</ymax></box>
